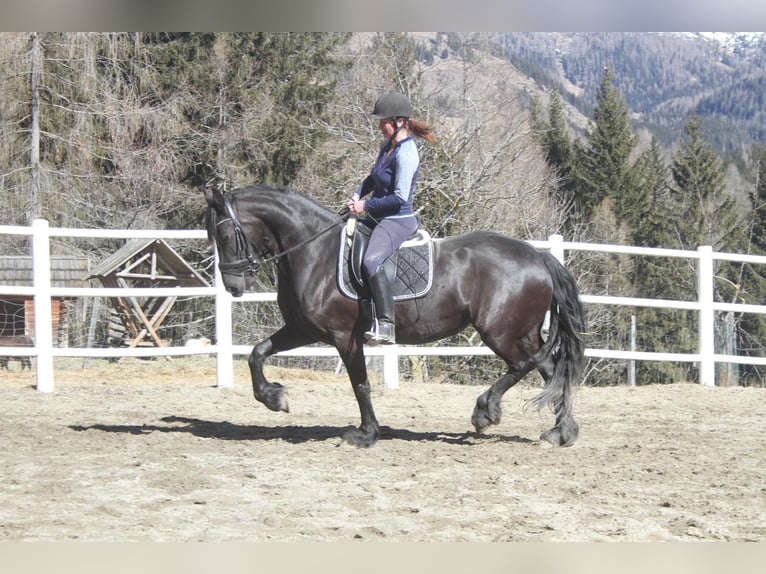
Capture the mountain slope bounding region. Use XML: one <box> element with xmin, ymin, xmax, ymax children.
<box><xmin>496</xmin><ymin>32</ymin><xmax>766</xmax><ymax>154</ymax></box>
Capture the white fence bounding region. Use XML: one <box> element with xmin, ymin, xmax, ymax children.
<box><xmin>3</xmin><ymin>219</ymin><xmax>766</xmax><ymax>392</ymax></box>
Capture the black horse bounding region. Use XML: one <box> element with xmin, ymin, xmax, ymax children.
<box><xmin>204</xmin><ymin>184</ymin><xmax>585</xmax><ymax>448</ymax></box>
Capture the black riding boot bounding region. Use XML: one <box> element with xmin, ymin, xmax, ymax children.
<box><xmin>365</xmin><ymin>270</ymin><xmax>396</xmax><ymax>345</ymax></box>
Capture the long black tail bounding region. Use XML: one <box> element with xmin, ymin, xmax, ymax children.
<box><xmin>527</xmin><ymin>251</ymin><xmax>586</xmax><ymax>426</ymax></box>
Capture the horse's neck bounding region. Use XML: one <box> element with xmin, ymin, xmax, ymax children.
<box><xmin>248</xmin><ymin>193</ymin><xmax>334</xmax><ymax>247</ymax></box>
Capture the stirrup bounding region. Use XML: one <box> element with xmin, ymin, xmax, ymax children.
<box><xmin>365</xmin><ymin>319</ymin><xmax>396</xmax><ymax>345</ymax></box>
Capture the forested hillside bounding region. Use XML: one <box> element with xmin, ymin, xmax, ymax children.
<box><xmin>496</xmin><ymin>32</ymin><xmax>766</xmax><ymax>154</ymax></box>
<box><xmin>1</xmin><ymin>32</ymin><xmax>765</xmax><ymax>386</ymax></box>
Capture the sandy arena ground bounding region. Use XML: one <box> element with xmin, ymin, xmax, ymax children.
<box><xmin>1</xmin><ymin>357</ymin><xmax>764</xmax><ymax>542</ymax></box>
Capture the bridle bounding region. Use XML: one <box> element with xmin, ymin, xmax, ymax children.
<box><xmin>215</xmin><ymin>195</ymin><xmax>263</xmax><ymax>276</ymax></box>
<box><xmin>215</xmin><ymin>194</ymin><xmax>347</xmax><ymax>276</ymax></box>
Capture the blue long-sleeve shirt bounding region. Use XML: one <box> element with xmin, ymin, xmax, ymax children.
<box><xmin>355</xmin><ymin>136</ymin><xmax>420</xmax><ymax>219</ymax></box>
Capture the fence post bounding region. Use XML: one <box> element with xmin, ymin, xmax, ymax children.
<box><xmin>544</xmin><ymin>234</ymin><xmax>565</xmax><ymax>334</ymax></box>
<box><xmin>213</xmin><ymin>253</ymin><xmax>234</xmax><ymax>388</ymax></box>
<box><xmin>548</xmin><ymin>233</ymin><xmax>565</xmax><ymax>264</ymax></box>
<box><xmin>628</xmin><ymin>314</ymin><xmax>636</xmax><ymax>387</ymax></box>
<box><xmin>32</xmin><ymin>219</ymin><xmax>54</xmax><ymax>393</ymax></box>
<box><xmin>697</xmin><ymin>246</ymin><xmax>715</xmax><ymax>386</ymax></box>
<box><xmin>382</xmin><ymin>346</ymin><xmax>399</xmax><ymax>389</ymax></box>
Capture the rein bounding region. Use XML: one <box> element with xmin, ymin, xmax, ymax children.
<box><xmin>216</xmin><ymin>195</ymin><xmax>347</xmax><ymax>275</ymax></box>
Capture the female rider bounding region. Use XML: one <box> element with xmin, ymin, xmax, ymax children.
<box><xmin>346</xmin><ymin>92</ymin><xmax>435</xmax><ymax>344</ymax></box>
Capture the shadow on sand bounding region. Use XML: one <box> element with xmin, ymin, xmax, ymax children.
<box><xmin>70</xmin><ymin>415</ymin><xmax>535</xmax><ymax>446</ymax></box>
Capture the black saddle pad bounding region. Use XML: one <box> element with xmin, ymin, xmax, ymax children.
<box><xmin>337</xmin><ymin>227</ymin><xmax>434</xmax><ymax>301</ymax></box>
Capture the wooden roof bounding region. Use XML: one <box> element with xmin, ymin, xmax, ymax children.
<box><xmin>0</xmin><ymin>256</ymin><xmax>90</xmax><ymax>288</ymax></box>
<box><xmin>88</xmin><ymin>238</ymin><xmax>209</xmax><ymax>287</ymax></box>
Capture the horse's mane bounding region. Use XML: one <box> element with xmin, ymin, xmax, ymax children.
<box><xmin>205</xmin><ymin>183</ymin><xmax>337</xmax><ymax>242</ymax></box>
<box><xmin>205</xmin><ymin>199</ymin><xmax>218</xmax><ymax>243</ymax></box>
<box><xmin>238</xmin><ymin>184</ymin><xmax>335</xmax><ymax>216</ymax></box>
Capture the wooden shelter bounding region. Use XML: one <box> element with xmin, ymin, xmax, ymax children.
<box><xmin>88</xmin><ymin>239</ymin><xmax>209</xmax><ymax>348</ymax></box>
<box><xmin>0</xmin><ymin>256</ymin><xmax>90</xmax><ymax>346</ymax></box>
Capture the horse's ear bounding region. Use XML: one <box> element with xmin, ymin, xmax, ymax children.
<box><xmin>202</xmin><ymin>187</ymin><xmax>224</xmax><ymax>207</ymax></box>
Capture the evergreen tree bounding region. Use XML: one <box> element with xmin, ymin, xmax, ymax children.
<box><xmin>628</xmin><ymin>137</ymin><xmax>678</xmax><ymax>296</ymax></box>
<box><xmin>670</xmin><ymin>113</ymin><xmax>742</xmax><ymax>384</ymax></box>
<box><xmin>669</xmin><ymin>113</ymin><xmax>737</xmax><ymax>251</ymax></box>
<box><xmin>564</xmin><ymin>68</ymin><xmax>641</xmax><ymax>384</ymax></box>
<box><xmin>572</xmin><ymin>67</ymin><xmax>638</xmax><ymax>225</ymax></box>
<box><xmin>542</xmin><ymin>90</ymin><xmax>573</xmax><ymax>170</ymax></box>
<box><xmin>535</xmin><ymin>90</ymin><xmax>577</xmax><ymax>219</ymax></box>
<box><xmin>737</xmin><ymin>147</ymin><xmax>766</xmax><ymax>385</ymax></box>
<box><xmin>628</xmin><ymin>138</ymin><xmax>694</xmax><ymax>384</ymax></box>
<box><xmin>141</xmin><ymin>32</ymin><xmax>351</xmax><ymax>189</ymax></box>
<box><xmin>0</xmin><ymin>32</ymin><xmax>353</xmax><ymax>234</ymax></box>
<box><xmin>629</xmin><ymin>137</ymin><xmax>674</xmax><ymax>250</ymax></box>
<box><xmin>746</xmin><ymin>147</ymin><xmax>766</xmax><ymax>252</ymax></box>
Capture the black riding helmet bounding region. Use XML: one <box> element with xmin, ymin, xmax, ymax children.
<box><xmin>370</xmin><ymin>92</ymin><xmax>413</xmax><ymax>120</ymax></box>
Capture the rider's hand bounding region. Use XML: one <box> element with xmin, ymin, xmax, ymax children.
<box><xmin>346</xmin><ymin>198</ymin><xmax>365</xmax><ymax>215</ymax></box>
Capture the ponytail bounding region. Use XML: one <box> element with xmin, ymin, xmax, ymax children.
<box><xmin>407</xmin><ymin>118</ymin><xmax>436</xmax><ymax>144</ymax></box>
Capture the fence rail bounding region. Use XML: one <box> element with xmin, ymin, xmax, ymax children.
<box><xmin>3</xmin><ymin>219</ymin><xmax>766</xmax><ymax>392</ymax></box>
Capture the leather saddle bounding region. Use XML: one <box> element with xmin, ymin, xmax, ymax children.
<box><xmin>337</xmin><ymin>219</ymin><xmax>434</xmax><ymax>301</ymax></box>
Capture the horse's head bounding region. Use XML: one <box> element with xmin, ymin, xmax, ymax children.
<box><xmin>204</xmin><ymin>188</ymin><xmax>273</xmax><ymax>297</ymax></box>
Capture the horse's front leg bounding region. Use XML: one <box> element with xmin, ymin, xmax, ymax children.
<box><xmin>340</xmin><ymin>340</ymin><xmax>380</xmax><ymax>447</ymax></box>
<box><xmin>248</xmin><ymin>326</ymin><xmax>314</xmax><ymax>413</ymax></box>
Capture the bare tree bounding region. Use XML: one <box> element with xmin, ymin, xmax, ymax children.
<box><xmin>295</xmin><ymin>32</ymin><xmax>565</xmax><ymax>239</ymax></box>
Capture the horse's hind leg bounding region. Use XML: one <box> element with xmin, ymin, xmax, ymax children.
<box><xmin>535</xmin><ymin>356</ymin><xmax>579</xmax><ymax>447</ymax></box>
<box><xmin>539</xmin><ymin>411</ymin><xmax>579</xmax><ymax>447</ymax></box>
<box><xmin>471</xmin><ymin>363</ymin><xmax>534</xmax><ymax>434</ymax></box>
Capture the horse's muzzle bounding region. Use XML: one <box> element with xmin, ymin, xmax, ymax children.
<box><xmin>220</xmin><ymin>270</ymin><xmax>246</xmax><ymax>297</ymax></box>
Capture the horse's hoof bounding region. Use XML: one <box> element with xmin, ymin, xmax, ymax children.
<box><xmin>258</xmin><ymin>382</ymin><xmax>290</xmax><ymax>413</ymax></box>
<box><xmin>471</xmin><ymin>391</ymin><xmax>501</xmax><ymax>434</ymax></box>
<box><xmin>540</xmin><ymin>425</ymin><xmax>577</xmax><ymax>447</ymax></box>
<box><xmin>471</xmin><ymin>418</ymin><xmax>490</xmax><ymax>435</ymax></box>
<box><xmin>271</xmin><ymin>393</ymin><xmax>289</xmax><ymax>413</ymax></box>
<box><xmin>471</xmin><ymin>408</ymin><xmax>498</xmax><ymax>434</ymax></box>
<box><xmin>540</xmin><ymin>427</ymin><xmax>561</xmax><ymax>446</ymax></box>
<box><xmin>343</xmin><ymin>427</ymin><xmax>378</xmax><ymax>448</ymax></box>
